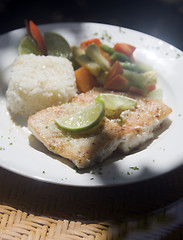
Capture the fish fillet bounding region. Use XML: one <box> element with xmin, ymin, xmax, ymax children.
<box><xmin>28</xmin><ymin>88</ymin><xmax>172</xmax><ymax>168</ymax></box>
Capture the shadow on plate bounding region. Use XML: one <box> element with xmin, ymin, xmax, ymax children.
<box><xmin>27</xmin><ymin>118</ymin><xmax>172</xmax><ymax>178</ymax></box>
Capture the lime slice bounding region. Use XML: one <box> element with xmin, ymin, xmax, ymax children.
<box><xmin>44</xmin><ymin>32</ymin><xmax>71</xmax><ymax>58</ymax></box>
<box><xmin>55</xmin><ymin>101</ymin><xmax>105</xmax><ymax>132</ymax></box>
<box><xmin>96</xmin><ymin>93</ymin><xmax>137</xmax><ymax>118</ymax></box>
<box><xmin>18</xmin><ymin>35</ymin><xmax>42</xmax><ymax>55</ymax></box>
<box><xmin>147</xmin><ymin>88</ymin><xmax>163</xmax><ymax>102</ymax></box>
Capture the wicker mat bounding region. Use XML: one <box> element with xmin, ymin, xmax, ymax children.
<box><xmin>1</xmin><ymin>165</ymin><xmax>183</xmax><ymax>239</ymax></box>
<box><xmin>0</xmin><ymin>205</ymin><xmax>114</xmax><ymax>240</ymax></box>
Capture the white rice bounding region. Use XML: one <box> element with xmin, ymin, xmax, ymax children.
<box><xmin>6</xmin><ymin>54</ymin><xmax>77</xmax><ymax>117</ymax></box>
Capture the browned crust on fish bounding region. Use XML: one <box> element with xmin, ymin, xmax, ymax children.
<box><xmin>28</xmin><ymin>88</ymin><xmax>172</xmax><ymax>168</ymax></box>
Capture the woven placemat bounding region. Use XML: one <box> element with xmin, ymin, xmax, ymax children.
<box><xmin>1</xmin><ymin>166</ymin><xmax>183</xmax><ymax>239</ymax></box>
<box><xmin>0</xmin><ymin>205</ymin><xmax>116</xmax><ymax>240</ymax></box>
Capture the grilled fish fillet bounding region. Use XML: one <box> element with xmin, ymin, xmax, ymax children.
<box><xmin>28</xmin><ymin>88</ymin><xmax>172</xmax><ymax>168</ymax></box>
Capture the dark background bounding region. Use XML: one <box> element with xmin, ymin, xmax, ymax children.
<box><xmin>0</xmin><ymin>0</ymin><xmax>183</xmax><ymax>50</ymax></box>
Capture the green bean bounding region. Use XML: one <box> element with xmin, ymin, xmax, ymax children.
<box><xmin>100</xmin><ymin>44</ymin><xmax>115</xmax><ymax>55</ymax></box>
<box><xmin>111</xmin><ymin>52</ymin><xmax>131</xmax><ymax>63</ymax></box>
<box><xmin>120</xmin><ymin>61</ymin><xmax>152</xmax><ymax>73</ymax></box>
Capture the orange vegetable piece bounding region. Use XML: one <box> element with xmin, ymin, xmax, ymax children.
<box><xmin>29</xmin><ymin>20</ymin><xmax>47</xmax><ymax>55</ymax></box>
<box><xmin>145</xmin><ymin>84</ymin><xmax>156</xmax><ymax>93</ymax></box>
<box><xmin>102</xmin><ymin>51</ymin><xmax>113</xmax><ymax>65</ymax></box>
<box><xmin>80</xmin><ymin>38</ymin><xmax>102</xmax><ymax>49</ymax></box>
<box><xmin>129</xmin><ymin>86</ymin><xmax>146</xmax><ymax>96</ymax></box>
<box><xmin>114</xmin><ymin>43</ymin><xmax>136</xmax><ymax>57</ymax></box>
<box><xmin>104</xmin><ymin>74</ymin><xmax>129</xmax><ymax>91</ymax></box>
<box><xmin>75</xmin><ymin>66</ymin><xmax>96</xmax><ymax>93</ymax></box>
<box><xmin>106</xmin><ymin>61</ymin><xmax>123</xmax><ymax>81</ymax></box>
<box><xmin>25</xmin><ymin>19</ymin><xmax>31</xmax><ymax>36</ymax></box>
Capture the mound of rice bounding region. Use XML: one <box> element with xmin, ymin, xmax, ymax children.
<box><xmin>6</xmin><ymin>54</ymin><xmax>77</xmax><ymax>117</ymax></box>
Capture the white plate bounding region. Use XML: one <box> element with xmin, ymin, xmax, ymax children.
<box><xmin>0</xmin><ymin>22</ymin><xmax>182</xmax><ymax>187</ymax></box>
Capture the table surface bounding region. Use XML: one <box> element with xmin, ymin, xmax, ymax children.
<box><xmin>1</xmin><ymin>0</ymin><xmax>183</xmax><ymax>239</ymax></box>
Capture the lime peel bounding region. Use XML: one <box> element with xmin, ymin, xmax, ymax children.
<box><xmin>18</xmin><ymin>35</ymin><xmax>42</xmax><ymax>55</ymax></box>
<box><xmin>55</xmin><ymin>101</ymin><xmax>105</xmax><ymax>132</ymax></box>
<box><xmin>95</xmin><ymin>93</ymin><xmax>137</xmax><ymax>118</ymax></box>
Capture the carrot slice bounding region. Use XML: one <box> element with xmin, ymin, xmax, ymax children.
<box><xmin>114</xmin><ymin>43</ymin><xmax>136</xmax><ymax>57</ymax></box>
<box><xmin>104</xmin><ymin>74</ymin><xmax>129</xmax><ymax>91</ymax></box>
<box><xmin>80</xmin><ymin>38</ymin><xmax>102</xmax><ymax>49</ymax></box>
<box><xmin>75</xmin><ymin>66</ymin><xmax>96</xmax><ymax>93</ymax></box>
<box><xmin>129</xmin><ymin>86</ymin><xmax>146</xmax><ymax>96</ymax></box>
<box><xmin>102</xmin><ymin>51</ymin><xmax>113</xmax><ymax>65</ymax></box>
<box><xmin>145</xmin><ymin>84</ymin><xmax>156</xmax><ymax>93</ymax></box>
<box><xmin>106</xmin><ymin>61</ymin><xmax>123</xmax><ymax>81</ymax></box>
<box><xmin>29</xmin><ymin>20</ymin><xmax>47</xmax><ymax>55</ymax></box>
<box><xmin>25</xmin><ymin>19</ymin><xmax>31</xmax><ymax>36</ymax></box>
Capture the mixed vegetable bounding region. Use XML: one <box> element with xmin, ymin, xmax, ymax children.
<box><xmin>17</xmin><ymin>20</ymin><xmax>163</xmax><ymax>132</ymax></box>
<box><xmin>18</xmin><ymin>20</ymin><xmax>160</xmax><ymax>99</ymax></box>
<box><xmin>72</xmin><ymin>38</ymin><xmax>157</xmax><ymax>97</ymax></box>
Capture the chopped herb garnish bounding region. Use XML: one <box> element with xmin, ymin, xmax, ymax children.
<box><xmin>90</xmin><ymin>177</ymin><xmax>94</xmax><ymax>180</ymax></box>
<box><xmin>119</xmin><ymin>27</ymin><xmax>126</xmax><ymax>34</ymax></box>
<box><xmin>52</xmin><ymin>146</ymin><xmax>56</xmax><ymax>150</ymax></box>
<box><xmin>9</xmin><ymin>142</ymin><xmax>13</xmax><ymax>145</ymax></box>
<box><xmin>127</xmin><ymin>172</ymin><xmax>130</xmax><ymax>175</ymax></box>
<box><xmin>129</xmin><ymin>166</ymin><xmax>139</xmax><ymax>171</ymax></box>
<box><xmin>176</xmin><ymin>53</ymin><xmax>181</xmax><ymax>59</ymax></box>
<box><xmin>42</xmin><ymin>170</ymin><xmax>45</xmax><ymax>174</ymax></box>
<box><xmin>91</xmin><ymin>171</ymin><xmax>96</xmax><ymax>175</ymax></box>
<box><xmin>0</xmin><ymin>147</ymin><xmax>5</xmax><ymax>151</ymax></box>
<box><xmin>101</xmin><ymin>30</ymin><xmax>112</xmax><ymax>42</ymax></box>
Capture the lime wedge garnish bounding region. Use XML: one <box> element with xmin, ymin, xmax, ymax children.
<box><xmin>96</xmin><ymin>93</ymin><xmax>137</xmax><ymax>118</ymax></box>
<box><xmin>44</xmin><ymin>32</ymin><xmax>71</xmax><ymax>58</ymax></box>
<box><xmin>55</xmin><ymin>101</ymin><xmax>105</xmax><ymax>132</ymax></box>
<box><xmin>147</xmin><ymin>88</ymin><xmax>163</xmax><ymax>102</ymax></box>
<box><xmin>18</xmin><ymin>35</ymin><xmax>42</xmax><ymax>55</ymax></box>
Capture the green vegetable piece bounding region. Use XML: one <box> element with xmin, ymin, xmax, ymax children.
<box><xmin>123</xmin><ymin>69</ymin><xmax>157</xmax><ymax>90</ymax></box>
<box><xmin>55</xmin><ymin>101</ymin><xmax>105</xmax><ymax>132</ymax></box>
<box><xmin>135</xmin><ymin>63</ymin><xmax>152</xmax><ymax>72</ymax></box>
<box><xmin>44</xmin><ymin>32</ymin><xmax>71</xmax><ymax>58</ymax></box>
<box><xmin>96</xmin><ymin>93</ymin><xmax>137</xmax><ymax>118</ymax></box>
<box><xmin>86</xmin><ymin>43</ymin><xmax>110</xmax><ymax>71</ymax></box>
<box><xmin>96</xmin><ymin>70</ymin><xmax>108</xmax><ymax>85</ymax></box>
<box><xmin>100</xmin><ymin>44</ymin><xmax>115</xmax><ymax>55</ymax></box>
<box><xmin>120</xmin><ymin>61</ymin><xmax>152</xmax><ymax>73</ymax></box>
<box><xmin>71</xmin><ymin>46</ymin><xmax>85</xmax><ymax>58</ymax></box>
<box><xmin>18</xmin><ymin>35</ymin><xmax>42</xmax><ymax>55</ymax></box>
<box><xmin>75</xmin><ymin>54</ymin><xmax>101</xmax><ymax>76</ymax></box>
<box><xmin>111</xmin><ymin>51</ymin><xmax>131</xmax><ymax>63</ymax></box>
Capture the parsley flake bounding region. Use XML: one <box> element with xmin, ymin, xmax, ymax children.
<box><xmin>129</xmin><ymin>166</ymin><xmax>139</xmax><ymax>171</ymax></box>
